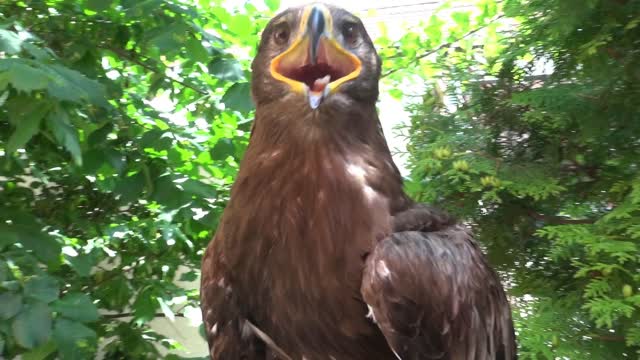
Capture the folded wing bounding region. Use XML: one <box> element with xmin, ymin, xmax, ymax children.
<box><xmin>361</xmin><ymin>206</ymin><xmax>517</xmax><ymax>360</ymax></box>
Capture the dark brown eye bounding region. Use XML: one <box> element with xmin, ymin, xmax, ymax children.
<box><xmin>342</xmin><ymin>22</ymin><xmax>358</xmax><ymax>45</ymax></box>
<box><xmin>273</xmin><ymin>24</ymin><xmax>290</xmax><ymax>45</ymax></box>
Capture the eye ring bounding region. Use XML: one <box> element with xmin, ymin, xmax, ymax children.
<box><xmin>341</xmin><ymin>22</ymin><xmax>359</xmax><ymax>45</ymax></box>
<box><xmin>273</xmin><ymin>23</ymin><xmax>290</xmax><ymax>46</ymax></box>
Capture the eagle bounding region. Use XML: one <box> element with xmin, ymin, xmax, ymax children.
<box><xmin>200</xmin><ymin>4</ymin><xmax>517</xmax><ymax>360</ymax></box>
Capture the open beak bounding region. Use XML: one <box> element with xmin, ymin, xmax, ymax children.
<box><xmin>270</xmin><ymin>5</ymin><xmax>362</xmax><ymax>109</ymax></box>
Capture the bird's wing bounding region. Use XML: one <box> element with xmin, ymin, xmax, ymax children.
<box><xmin>361</xmin><ymin>206</ymin><xmax>517</xmax><ymax>360</ymax></box>
<box><xmin>200</xmin><ymin>231</ymin><xmax>267</xmax><ymax>359</ymax></box>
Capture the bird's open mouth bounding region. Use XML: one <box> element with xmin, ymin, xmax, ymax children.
<box><xmin>270</xmin><ymin>35</ymin><xmax>361</xmax><ymax>108</ymax></box>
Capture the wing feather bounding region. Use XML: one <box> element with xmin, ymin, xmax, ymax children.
<box><xmin>361</xmin><ymin>219</ymin><xmax>517</xmax><ymax>360</ymax></box>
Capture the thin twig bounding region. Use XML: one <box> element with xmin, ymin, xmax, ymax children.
<box><xmin>382</xmin><ymin>15</ymin><xmax>505</xmax><ymax>78</ymax></box>
<box><xmin>102</xmin><ymin>312</ymin><xmax>186</xmax><ymax>319</ymax></box>
<box><xmin>528</xmin><ymin>211</ymin><xmax>595</xmax><ymax>225</ymax></box>
<box><xmin>104</xmin><ymin>46</ymin><xmax>208</xmax><ymax>95</ymax></box>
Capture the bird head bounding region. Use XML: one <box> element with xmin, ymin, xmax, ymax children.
<box><xmin>251</xmin><ymin>3</ymin><xmax>381</xmax><ymax>111</ymax></box>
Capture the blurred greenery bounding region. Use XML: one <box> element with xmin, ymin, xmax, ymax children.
<box><xmin>0</xmin><ymin>0</ymin><xmax>268</xmax><ymax>357</ymax></box>
<box><xmin>0</xmin><ymin>0</ymin><xmax>638</xmax><ymax>359</ymax></box>
<box><xmin>404</xmin><ymin>0</ymin><xmax>640</xmax><ymax>358</ymax></box>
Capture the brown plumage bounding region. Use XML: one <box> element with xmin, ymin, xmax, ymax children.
<box><xmin>200</xmin><ymin>4</ymin><xmax>517</xmax><ymax>359</ymax></box>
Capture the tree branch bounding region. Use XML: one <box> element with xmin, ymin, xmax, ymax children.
<box><xmin>588</xmin><ymin>334</ymin><xmax>626</xmax><ymax>342</ymax></box>
<box><xmin>528</xmin><ymin>211</ymin><xmax>596</xmax><ymax>225</ymax></box>
<box><xmin>382</xmin><ymin>15</ymin><xmax>505</xmax><ymax>78</ymax></box>
<box><xmin>104</xmin><ymin>46</ymin><xmax>208</xmax><ymax>95</ymax></box>
<box><xmin>102</xmin><ymin>312</ymin><xmax>186</xmax><ymax>320</ymax></box>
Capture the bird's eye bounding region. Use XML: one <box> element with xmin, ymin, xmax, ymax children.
<box><xmin>342</xmin><ymin>22</ymin><xmax>359</xmax><ymax>45</ymax></box>
<box><xmin>273</xmin><ymin>24</ymin><xmax>290</xmax><ymax>45</ymax></box>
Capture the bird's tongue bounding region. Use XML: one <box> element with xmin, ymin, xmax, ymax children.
<box><xmin>311</xmin><ymin>75</ymin><xmax>331</xmax><ymax>93</ymax></box>
<box><xmin>308</xmin><ymin>75</ymin><xmax>331</xmax><ymax>109</ymax></box>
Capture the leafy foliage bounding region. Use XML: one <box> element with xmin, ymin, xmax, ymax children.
<box><xmin>405</xmin><ymin>0</ymin><xmax>640</xmax><ymax>358</ymax></box>
<box><xmin>0</xmin><ymin>0</ymin><xmax>274</xmax><ymax>357</ymax></box>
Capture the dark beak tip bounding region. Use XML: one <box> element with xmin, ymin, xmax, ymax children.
<box><xmin>308</xmin><ymin>7</ymin><xmax>325</xmax><ymax>65</ymax></box>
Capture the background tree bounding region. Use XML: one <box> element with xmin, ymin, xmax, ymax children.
<box><xmin>0</xmin><ymin>0</ymin><xmax>272</xmax><ymax>357</ymax></box>
<box><xmin>403</xmin><ymin>0</ymin><xmax>640</xmax><ymax>358</ymax></box>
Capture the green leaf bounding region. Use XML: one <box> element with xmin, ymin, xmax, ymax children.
<box><xmin>47</xmin><ymin>64</ymin><xmax>109</xmax><ymax>107</ymax></box>
<box><xmin>133</xmin><ymin>287</ymin><xmax>158</xmax><ymax>322</ymax></box>
<box><xmin>152</xmin><ymin>175</ymin><xmax>192</xmax><ymax>209</ymax></box>
<box><xmin>211</xmin><ymin>138</ymin><xmax>235</xmax><ymax>161</ymax></box>
<box><xmin>389</xmin><ymin>88</ymin><xmax>403</xmax><ymax>99</ymax></box>
<box><xmin>451</xmin><ymin>11</ymin><xmax>471</xmax><ymax>29</ymax></box>
<box><xmin>12</xmin><ymin>302</ymin><xmax>52</xmax><ymax>349</ymax></box>
<box><xmin>24</xmin><ymin>276</ymin><xmax>59</xmax><ymax>303</ymax></box>
<box><xmin>0</xmin><ymin>29</ymin><xmax>22</xmax><ymax>54</ymax></box>
<box><xmin>105</xmin><ymin>148</ymin><xmax>125</xmax><ymax>173</ymax></box>
<box><xmin>0</xmin><ymin>226</ymin><xmax>18</xmax><ymax>250</ymax></box>
<box><xmin>22</xmin><ymin>341</ymin><xmax>57</xmax><ymax>360</ymax></box>
<box><xmin>0</xmin><ymin>72</ymin><xmax>8</xmax><ymax>91</ymax></box>
<box><xmin>22</xmin><ymin>42</ymin><xmax>53</xmax><ymax>61</ymax></box>
<box><xmin>185</xmin><ymin>38</ymin><xmax>209</xmax><ymax>63</ymax></box>
<box><xmin>148</xmin><ymin>22</ymin><xmax>190</xmax><ymax>55</ymax></box>
<box><xmin>208</xmin><ymin>57</ymin><xmax>244</xmax><ymax>82</ymax></box>
<box><xmin>114</xmin><ymin>172</ymin><xmax>146</xmax><ymax>203</ymax></box>
<box><xmin>264</xmin><ymin>0</ymin><xmax>280</xmax><ymax>12</ymax></box>
<box><xmin>6</xmin><ymin>102</ymin><xmax>49</xmax><ymax>153</ymax></box>
<box><xmin>2</xmin><ymin>60</ymin><xmax>50</xmax><ymax>92</ymax></box>
<box><xmin>227</xmin><ymin>14</ymin><xmax>252</xmax><ymax>37</ymax></box>
<box><xmin>0</xmin><ymin>292</ymin><xmax>22</xmax><ymax>320</ymax></box>
<box><xmin>0</xmin><ymin>261</ymin><xmax>8</xmax><ymax>282</ymax></box>
<box><xmin>97</xmin><ymin>276</ymin><xmax>131</xmax><ymax>309</ymax></box>
<box><xmin>52</xmin><ymin>318</ymin><xmax>96</xmax><ymax>360</ymax></box>
<box><xmin>222</xmin><ymin>82</ymin><xmax>254</xmax><ymax>114</ymax></box>
<box><xmin>179</xmin><ymin>271</ymin><xmax>198</xmax><ymax>282</ymax></box>
<box><xmin>52</xmin><ymin>293</ymin><xmax>99</xmax><ymax>323</ymax></box>
<box><xmin>181</xmin><ymin>178</ymin><xmax>218</xmax><ymax>199</ymax></box>
<box><xmin>46</xmin><ymin>109</ymin><xmax>83</xmax><ymax>166</ymax></box>
<box><xmin>65</xmin><ymin>252</ymin><xmax>96</xmax><ymax>277</ymax></box>
<box><xmin>86</xmin><ymin>0</ymin><xmax>112</xmax><ymax>11</ymax></box>
<box><xmin>0</xmin><ymin>90</ymin><xmax>8</xmax><ymax>106</ymax></box>
<box><xmin>0</xmin><ymin>224</ymin><xmax>61</xmax><ymax>264</ymax></box>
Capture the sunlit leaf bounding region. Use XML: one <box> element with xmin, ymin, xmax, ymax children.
<box><xmin>0</xmin><ymin>29</ymin><xmax>22</xmax><ymax>54</ymax></box>
<box><xmin>265</xmin><ymin>0</ymin><xmax>280</xmax><ymax>12</ymax></box>
<box><xmin>157</xmin><ymin>297</ymin><xmax>174</xmax><ymax>321</ymax></box>
<box><xmin>22</xmin><ymin>341</ymin><xmax>57</xmax><ymax>360</ymax></box>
